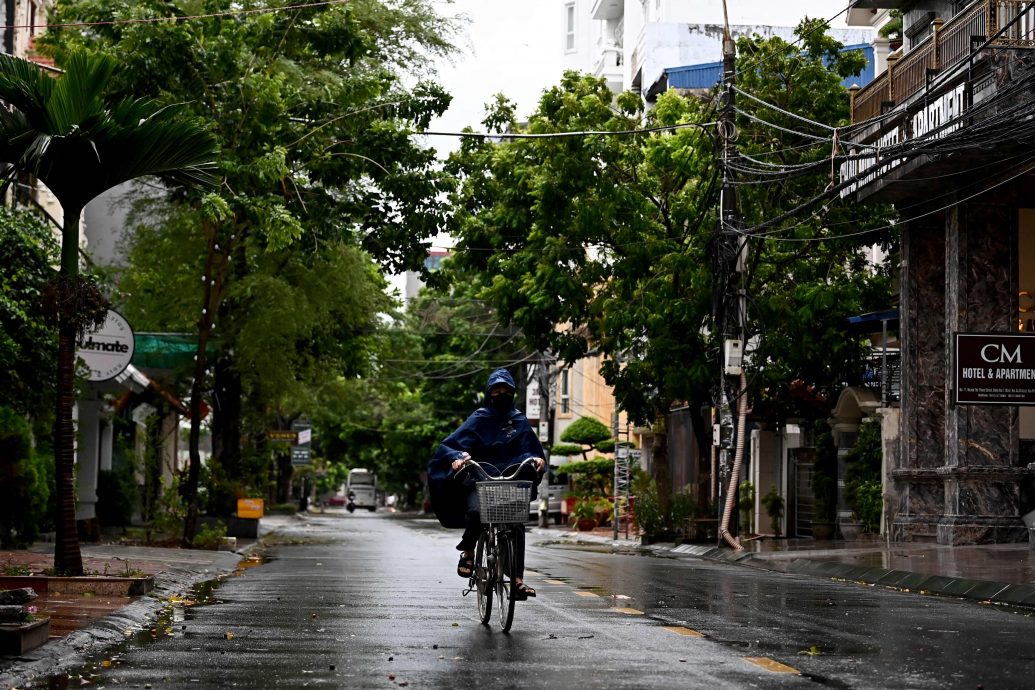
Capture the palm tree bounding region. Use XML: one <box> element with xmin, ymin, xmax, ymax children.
<box><xmin>0</xmin><ymin>49</ymin><xmax>217</xmax><ymax>575</ymax></box>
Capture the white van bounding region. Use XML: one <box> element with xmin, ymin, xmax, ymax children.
<box><xmin>347</xmin><ymin>468</ymin><xmax>377</xmax><ymax>512</ymax></box>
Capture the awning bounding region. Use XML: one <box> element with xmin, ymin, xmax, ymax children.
<box><xmin>132</xmin><ymin>332</ymin><xmax>214</xmax><ymax>371</ymax></box>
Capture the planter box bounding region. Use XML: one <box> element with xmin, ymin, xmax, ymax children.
<box><xmin>0</xmin><ymin>618</ymin><xmax>50</xmax><ymax>655</ymax></box>
<box><xmin>0</xmin><ymin>576</ymin><xmax>154</xmax><ymax>597</ymax></box>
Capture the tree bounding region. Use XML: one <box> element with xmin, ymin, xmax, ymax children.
<box><xmin>44</xmin><ymin>0</ymin><xmax>458</xmax><ymax>542</ymax></box>
<box><xmin>443</xmin><ymin>21</ymin><xmax>894</xmax><ymax>514</ymax></box>
<box><xmin>559</xmin><ymin>416</ymin><xmax>612</xmax><ymax>461</ymax></box>
<box><xmin>0</xmin><ymin>49</ymin><xmax>217</xmax><ymax>574</ymax></box>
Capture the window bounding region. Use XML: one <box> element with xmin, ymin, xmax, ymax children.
<box><xmin>565</xmin><ymin>3</ymin><xmax>576</xmax><ymax>52</ymax></box>
<box><xmin>560</xmin><ymin>370</ymin><xmax>570</xmax><ymax>414</ymax></box>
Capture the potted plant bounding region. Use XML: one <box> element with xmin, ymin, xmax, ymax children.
<box><xmin>760</xmin><ymin>486</ymin><xmax>785</xmax><ymax>537</ymax></box>
<box><xmin>570</xmin><ymin>499</ymin><xmax>598</xmax><ymax>531</ymax></box>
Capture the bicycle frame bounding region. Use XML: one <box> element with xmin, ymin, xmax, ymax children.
<box><xmin>457</xmin><ymin>458</ymin><xmax>537</xmax><ymax>632</ymax></box>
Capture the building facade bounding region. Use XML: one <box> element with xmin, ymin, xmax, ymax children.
<box><xmin>843</xmin><ymin>0</ymin><xmax>1035</xmax><ymax>544</ymax></box>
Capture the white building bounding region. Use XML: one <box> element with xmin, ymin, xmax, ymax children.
<box><xmin>562</xmin><ymin>0</ymin><xmax>868</xmax><ymax>97</ymax></box>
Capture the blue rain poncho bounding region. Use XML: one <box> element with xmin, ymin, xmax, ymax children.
<box><xmin>427</xmin><ymin>369</ymin><xmax>545</xmax><ymax>528</ymax></box>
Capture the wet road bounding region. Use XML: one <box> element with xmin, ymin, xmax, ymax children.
<box><xmin>44</xmin><ymin>513</ymin><xmax>1035</xmax><ymax>689</ymax></box>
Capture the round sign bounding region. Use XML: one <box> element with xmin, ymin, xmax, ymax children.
<box><xmin>76</xmin><ymin>310</ymin><xmax>135</xmax><ymax>382</ymax></box>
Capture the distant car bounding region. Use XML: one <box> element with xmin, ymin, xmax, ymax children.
<box><xmin>326</xmin><ymin>495</ymin><xmax>347</xmax><ymax>507</ymax></box>
<box><xmin>528</xmin><ymin>458</ymin><xmax>572</xmax><ymax>524</ymax></box>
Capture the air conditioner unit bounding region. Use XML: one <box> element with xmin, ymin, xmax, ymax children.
<box><xmin>724</xmin><ymin>339</ymin><xmax>743</xmax><ymax>375</ymax></box>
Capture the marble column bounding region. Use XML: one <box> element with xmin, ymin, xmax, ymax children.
<box><xmin>938</xmin><ymin>199</ymin><xmax>1028</xmax><ymax>544</ymax></box>
<box><xmin>893</xmin><ymin>214</ymin><xmax>947</xmax><ymax>540</ymax></box>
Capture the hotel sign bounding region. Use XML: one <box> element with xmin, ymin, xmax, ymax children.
<box><xmin>955</xmin><ymin>333</ymin><xmax>1035</xmax><ymax>405</ymax></box>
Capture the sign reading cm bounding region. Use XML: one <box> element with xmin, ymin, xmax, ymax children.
<box><xmin>955</xmin><ymin>332</ymin><xmax>1035</xmax><ymax>405</ymax></box>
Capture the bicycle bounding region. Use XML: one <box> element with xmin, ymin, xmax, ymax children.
<box><xmin>455</xmin><ymin>457</ymin><xmax>537</xmax><ymax>632</ymax></box>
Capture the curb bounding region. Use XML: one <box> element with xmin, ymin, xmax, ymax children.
<box><xmin>537</xmin><ymin>530</ymin><xmax>1035</xmax><ymax>610</ymax></box>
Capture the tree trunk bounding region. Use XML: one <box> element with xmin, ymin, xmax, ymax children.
<box><xmin>211</xmin><ymin>353</ymin><xmax>242</xmax><ymax>482</ymax></box>
<box><xmin>652</xmin><ymin>413</ymin><xmax>671</xmax><ymax>522</ymax></box>
<box><xmin>53</xmin><ymin>204</ymin><xmax>84</xmax><ymax>576</ymax></box>
<box><xmin>52</xmin><ymin>321</ymin><xmax>83</xmax><ymax>575</ymax></box>
<box><xmin>183</xmin><ymin>222</ymin><xmax>223</xmax><ymax>547</ymax></box>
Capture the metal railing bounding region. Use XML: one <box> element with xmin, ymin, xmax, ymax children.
<box><xmin>850</xmin><ymin>0</ymin><xmax>1035</xmax><ymax>123</ymax></box>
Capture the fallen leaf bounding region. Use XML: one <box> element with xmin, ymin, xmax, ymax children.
<box><xmin>224</xmin><ymin>632</ymin><xmax>234</xmax><ymax>641</ymax></box>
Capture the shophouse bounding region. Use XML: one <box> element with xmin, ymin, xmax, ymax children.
<box><xmin>842</xmin><ymin>0</ymin><xmax>1035</xmax><ymax>544</ymax></box>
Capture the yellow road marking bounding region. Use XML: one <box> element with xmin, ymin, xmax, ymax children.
<box><xmin>611</xmin><ymin>607</ymin><xmax>644</xmax><ymax>615</ymax></box>
<box><xmin>663</xmin><ymin>626</ymin><xmax>704</xmax><ymax>637</ymax></box>
<box><xmin>575</xmin><ymin>591</ymin><xmax>599</xmax><ymax>597</ymax></box>
<box><xmin>743</xmin><ymin>657</ymin><xmax>800</xmax><ymax>674</ymax></box>
<box><xmin>524</xmin><ymin>570</ymin><xmax>541</xmax><ymax>576</ymax></box>
<box><xmin>543</xmin><ymin>579</ymin><xmax>565</xmax><ymax>585</ymax></box>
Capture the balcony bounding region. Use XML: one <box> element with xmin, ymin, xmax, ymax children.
<box><xmin>594</xmin><ymin>38</ymin><xmax>623</xmax><ymax>89</ymax></box>
<box><xmin>591</xmin><ymin>0</ymin><xmax>623</xmax><ymax>21</ymax></box>
<box><xmin>849</xmin><ymin>0</ymin><xmax>1035</xmax><ymax>124</ymax></box>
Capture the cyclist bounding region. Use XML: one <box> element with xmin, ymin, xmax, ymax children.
<box><xmin>428</xmin><ymin>368</ymin><xmax>546</xmax><ymax>599</ymax></box>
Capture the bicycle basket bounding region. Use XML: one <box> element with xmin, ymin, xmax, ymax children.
<box><xmin>476</xmin><ymin>481</ymin><xmax>532</xmax><ymax>524</ymax></box>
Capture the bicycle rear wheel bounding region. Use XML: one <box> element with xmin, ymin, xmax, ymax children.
<box><xmin>495</xmin><ymin>529</ymin><xmax>517</xmax><ymax>632</ymax></box>
<box><xmin>475</xmin><ymin>530</ymin><xmax>492</xmax><ymax>624</ymax></box>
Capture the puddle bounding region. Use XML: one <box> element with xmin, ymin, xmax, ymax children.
<box><xmin>31</xmin><ymin>568</ymin><xmax>246</xmax><ymax>689</ymax></box>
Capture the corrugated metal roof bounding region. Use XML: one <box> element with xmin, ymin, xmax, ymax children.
<box><xmin>665</xmin><ymin>44</ymin><xmax>875</xmax><ymax>91</ymax></box>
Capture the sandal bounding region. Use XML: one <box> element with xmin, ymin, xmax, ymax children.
<box><xmin>457</xmin><ymin>554</ymin><xmax>474</xmax><ymax>578</ymax></box>
<box><xmin>512</xmin><ymin>582</ymin><xmax>536</xmax><ymax>600</ymax></box>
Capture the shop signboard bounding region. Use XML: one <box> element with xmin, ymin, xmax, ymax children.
<box><xmin>955</xmin><ymin>332</ymin><xmax>1035</xmax><ymax>405</ymax></box>
<box><xmin>76</xmin><ymin>310</ymin><xmax>134</xmax><ymax>382</ymax></box>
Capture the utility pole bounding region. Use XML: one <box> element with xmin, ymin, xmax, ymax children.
<box><xmin>716</xmin><ymin>18</ymin><xmax>748</xmax><ymax>551</ymax></box>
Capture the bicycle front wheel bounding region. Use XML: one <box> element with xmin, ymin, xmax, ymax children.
<box><xmin>495</xmin><ymin>529</ymin><xmax>517</xmax><ymax>632</ymax></box>
<box><xmin>475</xmin><ymin>530</ymin><xmax>492</xmax><ymax>624</ymax></box>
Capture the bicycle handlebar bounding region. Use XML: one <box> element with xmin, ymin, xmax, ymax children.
<box><xmin>454</xmin><ymin>456</ymin><xmax>541</xmax><ymax>481</ymax></box>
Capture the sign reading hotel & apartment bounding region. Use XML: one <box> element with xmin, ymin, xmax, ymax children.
<box><xmin>76</xmin><ymin>310</ymin><xmax>135</xmax><ymax>382</ymax></box>
<box><xmin>955</xmin><ymin>333</ymin><xmax>1035</xmax><ymax>405</ymax></box>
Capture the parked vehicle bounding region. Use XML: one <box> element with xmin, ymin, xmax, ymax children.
<box><xmin>347</xmin><ymin>468</ymin><xmax>377</xmax><ymax>512</ymax></box>
<box><xmin>529</xmin><ymin>455</ymin><xmax>573</xmax><ymax>523</ymax></box>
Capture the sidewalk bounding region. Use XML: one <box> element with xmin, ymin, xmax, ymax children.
<box><xmin>0</xmin><ymin>514</ymin><xmax>297</xmax><ymax>688</ymax></box>
<box><xmin>536</xmin><ymin>523</ymin><xmax>1035</xmax><ymax>608</ymax></box>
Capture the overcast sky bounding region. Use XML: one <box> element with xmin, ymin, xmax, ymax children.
<box><xmin>425</xmin><ymin>0</ymin><xmax>562</xmax><ymax>159</ymax></box>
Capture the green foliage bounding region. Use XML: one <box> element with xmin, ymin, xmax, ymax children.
<box><xmin>879</xmin><ymin>10</ymin><xmax>903</xmax><ymax>40</ymax></box>
<box><xmin>738</xmin><ymin>481</ymin><xmax>755</xmax><ymax>533</ymax></box>
<box><xmin>632</xmin><ymin>476</ymin><xmax>665</xmax><ymax>538</ymax></box>
<box><xmin>0</xmin><ymin>406</ymin><xmax>51</xmax><ymax>547</ymax></box>
<box><xmin>570</xmin><ymin>499</ymin><xmax>598</xmax><ymax>522</ymax></box>
<box><xmin>193</xmin><ymin>521</ymin><xmax>228</xmax><ymax>551</ymax></box>
<box><xmin>565</xmin><ymin>458</ymin><xmax>614</xmax><ymax>496</ymax></box>
<box><xmin>811</xmin><ymin>428</ymin><xmax>838</xmax><ymax>522</ymax></box>
<box><xmin>151</xmin><ymin>477</ymin><xmax>186</xmax><ymax>538</ymax></box>
<box><xmin>761</xmin><ymin>486</ymin><xmax>785</xmax><ymax>536</ymax></box>
<box><xmin>548</xmin><ymin>443</ymin><xmax>584</xmax><ymax>457</ymax></box>
<box><xmin>670</xmin><ymin>487</ymin><xmax>697</xmax><ymax>539</ymax></box>
<box><xmin>560</xmin><ymin>417</ymin><xmax>612</xmax><ymax>459</ymax></box>
<box><xmin>844</xmin><ymin>420</ymin><xmax>883</xmax><ymax>532</ymax></box>
<box><xmin>0</xmin><ymin>207</ymin><xmax>58</xmax><ymax>417</ymax></box>
<box><xmin>444</xmin><ymin>20</ymin><xmax>895</xmax><ymax>437</ymax></box>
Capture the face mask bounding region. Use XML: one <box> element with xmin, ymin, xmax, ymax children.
<box><xmin>490</xmin><ymin>393</ymin><xmax>514</xmax><ymax>413</ymax></box>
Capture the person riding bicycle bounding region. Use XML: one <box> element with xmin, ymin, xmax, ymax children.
<box><xmin>428</xmin><ymin>368</ymin><xmax>546</xmax><ymax>599</ymax></box>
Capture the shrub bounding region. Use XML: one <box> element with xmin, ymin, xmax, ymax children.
<box><xmin>0</xmin><ymin>406</ymin><xmax>50</xmax><ymax>547</ymax></box>
<box><xmin>738</xmin><ymin>481</ymin><xmax>755</xmax><ymax>533</ymax></box>
<box><xmin>760</xmin><ymin>486</ymin><xmax>785</xmax><ymax>536</ymax></box>
<box><xmin>193</xmin><ymin>521</ymin><xmax>227</xmax><ymax>550</ymax></box>
<box><xmin>844</xmin><ymin>420</ymin><xmax>883</xmax><ymax>532</ymax></box>
<box><xmin>670</xmin><ymin>487</ymin><xmax>697</xmax><ymax>538</ymax></box>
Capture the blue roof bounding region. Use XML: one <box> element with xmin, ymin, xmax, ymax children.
<box><xmin>665</xmin><ymin>44</ymin><xmax>875</xmax><ymax>91</ymax></box>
